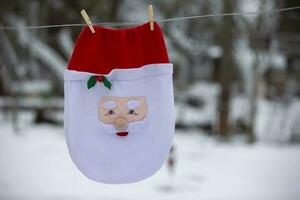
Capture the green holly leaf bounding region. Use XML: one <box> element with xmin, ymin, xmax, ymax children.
<box><xmin>102</xmin><ymin>76</ymin><xmax>112</xmax><ymax>89</ymax></box>
<box><xmin>87</xmin><ymin>76</ymin><xmax>97</xmax><ymax>89</ymax></box>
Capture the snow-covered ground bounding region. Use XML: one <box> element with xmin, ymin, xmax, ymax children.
<box><xmin>1</xmin><ymin>122</ymin><xmax>300</xmax><ymax>200</ymax></box>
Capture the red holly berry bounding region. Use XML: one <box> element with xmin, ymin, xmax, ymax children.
<box><xmin>96</xmin><ymin>75</ymin><xmax>104</xmax><ymax>82</ymax></box>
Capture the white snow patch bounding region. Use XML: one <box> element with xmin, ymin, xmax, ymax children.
<box><xmin>1</xmin><ymin>122</ymin><xmax>300</xmax><ymax>199</ymax></box>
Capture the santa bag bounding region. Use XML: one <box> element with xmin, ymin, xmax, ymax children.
<box><xmin>64</xmin><ymin>22</ymin><xmax>175</xmax><ymax>184</ymax></box>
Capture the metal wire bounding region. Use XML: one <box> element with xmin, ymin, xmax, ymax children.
<box><xmin>0</xmin><ymin>6</ymin><xmax>299</xmax><ymax>31</ymax></box>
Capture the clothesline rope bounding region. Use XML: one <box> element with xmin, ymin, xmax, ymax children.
<box><xmin>0</xmin><ymin>6</ymin><xmax>299</xmax><ymax>31</ymax></box>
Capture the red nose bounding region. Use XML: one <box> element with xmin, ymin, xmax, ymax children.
<box><xmin>116</xmin><ymin>132</ymin><xmax>128</xmax><ymax>137</ymax></box>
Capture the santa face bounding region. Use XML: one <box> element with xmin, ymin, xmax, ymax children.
<box><xmin>98</xmin><ymin>96</ymin><xmax>148</xmax><ymax>137</ymax></box>
<box><xmin>64</xmin><ymin>64</ymin><xmax>174</xmax><ymax>184</ymax></box>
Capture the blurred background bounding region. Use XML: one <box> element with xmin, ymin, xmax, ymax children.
<box><xmin>0</xmin><ymin>0</ymin><xmax>300</xmax><ymax>199</ymax></box>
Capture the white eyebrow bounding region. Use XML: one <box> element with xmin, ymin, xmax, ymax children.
<box><xmin>103</xmin><ymin>101</ymin><xmax>117</xmax><ymax>109</ymax></box>
<box><xmin>127</xmin><ymin>100</ymin><xmax>140</xmax><ymax>109</ymax></box>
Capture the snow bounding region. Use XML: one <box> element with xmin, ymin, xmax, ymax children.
<box><xmin>270</xmin><ymin>50</ymin><xmax>287</xmax><ymax>70</ymax></box>
<box><xmin>238</xmin><ymin>0</ymin><xmax>261</xmax><ymax>24</ymax></box>
<box><xmin>176</xmin><ymin>82</ymin><xmax>219</xmax><ymax>126</ymax></box>
<box><xmin>9</xmin><ymin>18</ymin><xmax>66</xmax><ymax>83</ymax></box>
<box><xmin>207</xmin><ymin>45</ymin><xmax>223</xmax><ymax>58</ymax></box>
<box><xmin>235</xmin><ymin>37</ymin><xmax>256</xmax><ymax>95</ymax></box>
<box><xmin>229</xmin><ymin>95</ymin><xmax>250</xmax><ymax>124</ymax></box>
<box><xmin>1</xmin><ymin>121</ymin><xmax>300</xmax><ymax>200</ymax></box>
<box><xmin>57</xmin><ymin>29</ymin><xmax>74</xmax><ymax>58</ymax></box>
<box><xmin>176</xmin><ymin>81</ymin><xmax>300</xmax><ymax>143</ymax></box>
<box><xmin>255</xmin><ymin>99</ymin><xmax>300</xmax><ymax>143</ymax></box>
<box><xmin>0</xmin><ymin>97</ymin><xmax>64</xmax><ymax>110</ymax></box>
<box><xmin>11</xmin><ymin>80</ymin><xmax>52</xmax><ymax>94</ymax></box>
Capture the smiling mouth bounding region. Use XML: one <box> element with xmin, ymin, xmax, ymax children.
<box><xmin>116</xmin><ymin>132</ymin><xmax>128</xmax><ymax>137</ymax></box>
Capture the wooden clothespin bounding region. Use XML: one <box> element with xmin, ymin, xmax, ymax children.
<box><xmin>148</xmin><ymin>5</ymin><xmax>154</xmax><ymax>31</ymax></box>
<box><xmin>80</xmin><ymin>9</ymin><xmax>95</xmax><ymax>34</ymax></box>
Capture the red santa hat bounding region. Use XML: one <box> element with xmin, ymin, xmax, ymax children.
<box><xmin>68</xmin><ymin>22</ymin><xmax>169</xmax><ymax>74</ymax></box>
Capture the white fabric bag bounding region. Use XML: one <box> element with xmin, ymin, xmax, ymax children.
<box><xmin>64</xmin><ymin>63</ymin><xmax>175</xmax><ymax>184</ymax></box>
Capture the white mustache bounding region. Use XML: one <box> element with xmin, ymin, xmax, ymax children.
<box><xmin>98</xmin><ymin>119</ymin><xmax>147</xmax><ymax>135</ymax></box>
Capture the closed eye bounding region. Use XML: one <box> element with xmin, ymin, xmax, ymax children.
<box><xmin>105</xmin><ymin>110</ymin><xmax>115</xmax><ymax>115</ymax></box>
<box><xmin>127</xmin><ymin>109</ymin><xmax>138</xmax><ymax>115</ymax></box>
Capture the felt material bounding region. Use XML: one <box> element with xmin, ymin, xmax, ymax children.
<box><xmin>87</xmin><ymin>75</ymin><xmax>112</xmax><ymax>89</ymax></box>
<box><xmin>68</xmin><ymin>22</ymin><xmax>169</xmax><ymax>74</ymax></box>
<box><xmin>99</xmin><ymin>96</ymin><xmax>147</xmax><ymax>124</ymax></box>
<box><xmin>64</xmin><ymin>64</ymin><xmax>175</xmax><ymax>184</ymax></box>
<box><xmin>65</xmin><ymin>23</ymin><xmax>174</xmax><ymax>184</ymax></box>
